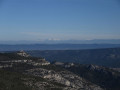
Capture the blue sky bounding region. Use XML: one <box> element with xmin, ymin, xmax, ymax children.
<box><xmin>0</xmin><ymin>0</ymin><xmax>120</xmax><ymax>41</ymax></box>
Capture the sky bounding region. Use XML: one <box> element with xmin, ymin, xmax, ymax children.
<box><xmin>0</xmin><ymin>0</ymin><xmax>120</xmax><ymax>41</ymax></box>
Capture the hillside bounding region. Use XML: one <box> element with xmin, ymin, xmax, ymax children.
<box><xmin>0</xmin><ymin>68</ymin><xmax>69</xmax><ymax>90</ymax></box>
<box><xmin>0</xmin><ymin>51</ymin><xmax>120</xmax><ymax>90</ymax></box>
<box><xmin>0</xmin><ymin>52</ymin><xmax>103</xmax><ymax>90</ymax></box>
<box><xmin>66</xmin><ymin>64</ymin><xmax>120</xmax><ymax>90</ymax></box>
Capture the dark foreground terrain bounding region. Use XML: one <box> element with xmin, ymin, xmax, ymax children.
<box><xmin>0</xmin><ymin>51</ymin><xmax>120</xmax><ymax>90</ymax></box>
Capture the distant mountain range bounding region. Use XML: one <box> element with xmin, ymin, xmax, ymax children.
<box><xmin>0</xmin><ymin>39</ymin><xmax>120</xmax><ymax>44</ymax></box>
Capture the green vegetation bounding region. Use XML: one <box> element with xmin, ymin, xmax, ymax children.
<box><xmin>0</xmin><ymin>69</ymin><xmax>32</xmax><ymax>90</ymax></box>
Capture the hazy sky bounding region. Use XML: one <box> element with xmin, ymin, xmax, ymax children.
<box><xmin>0</xmin><ymin>0</ymin><xmax>120</xmax><ymax>41</ymax></box>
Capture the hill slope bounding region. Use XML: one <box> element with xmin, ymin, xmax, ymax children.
<box><xmin>1</xmin><ymin>52</ymin><xmax>120</xmax><ymax>90</ymax></box>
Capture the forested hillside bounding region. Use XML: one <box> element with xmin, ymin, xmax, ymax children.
<box><xmin>28</xmin><ymin>48</ymin><xmax>120</xmax><ymax>68</ymax></box>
